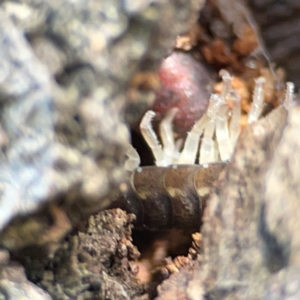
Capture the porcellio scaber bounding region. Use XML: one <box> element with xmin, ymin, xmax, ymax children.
<box><xmin>114</xmin><ymin>70</ymin><xmax>295</xmax><ymax>231</ymax></box>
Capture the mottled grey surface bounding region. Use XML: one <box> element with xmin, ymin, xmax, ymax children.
<box><xmin>0</xmin><ymin>249</ymin><xmax>52</xmax><ymax>300</ymax></box>
<box><xmin>0</xmin><ymin>0</ymin><xmax>198</xmax><ymax>250</ymax></box>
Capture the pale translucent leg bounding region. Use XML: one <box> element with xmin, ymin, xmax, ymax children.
<box><xmin>177</xmin><ymin>115</ymin><xmax>208</xmax><ymax>164</ymax></box>
<box><xmin>159</xmin><ymin>108</ymin><xmax>178</xmax><ymax>166</ymax></box>
<box><xmin>284</xmin><ymin>82</ymin><xmax>294</xmax><ymax>110</ymax></box>
<box><xmin>216</xmin><ymin>104</ymin><xmax>232</xmax><ymax>161</ymax></box>
<box><xmin>213</xmin><ymin>139</ymin><xmax>220</xmax><ymax>162</ymax></box>
<box><xmin>213</xmin><ymin>69</ymin><xmax>234</xmax><ymax>161</ymax></box>
<box><xmin>248</xmin><ymin>77</ymin><xmax>265</xmax><ymax>123</ymax></box>
<box><xmin>178</xmin><ymin>94</ymin><xmax>222</xmax><ymax>165</ymax></box>
<box><xmin>206</xmin><ymin>94</ymin><xmax>223</xmax><ymax>119</ymax></box>
<box><xmin>124</xmin><ymin>145</ymin><xmax>141</xmax><ymax>171</ymax></box>
<box><xmin>199</xmin><ymin>119</ymin><xmax>216</xmax><ymax>164</ymax></box>
<box><xmin>219</xmin><ymin>69</ymin><xmax>233</xmax><ymax>97</ymax></box>
<box><xmin>229</xmin><ymin>91</ymin><xmax>241</xmax><ymax>146</ymax></box>
<box><xmin>140</xmin><ymin>110</ymin><xmax>166</xmax><ymax>166</ymax></box>
<box><xmin>199</xmin><ymin>94</ymin><xmax>224</xmax><ymax>163</ymax></box>
<box><xmin>173</xmin><ymin>138</ymin><xmax>184</xmax><ymax>164</ymax></box>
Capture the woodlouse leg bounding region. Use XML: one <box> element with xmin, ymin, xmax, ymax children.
<box><xmin>216</xmin><ymin>103</ymin><xmax>232</xmax><ymax>161</ymax></box>
<box><xmin>198</xmin><ymin>97</ymin><xmax>217</xmax><ymax>164</ymax></box>
<box><xmin>248</xmin><ymin>77</ymin><xmax>266</xmax><ymax>123</ymax></box>
<box><xmin>177</xmin><ymin>93</ymin><xmax>222</xmax><ymax>165</ymax></box>
<box><xmin>219</xmin><ymin>69</ymin><xmax>232</xmax><ymax>98</ymax></box>
<box><xmin>178</xmin><ymin>80</ymin><xmax>232</xmax><ymax>165</ymax></box>
<box><xmin>140</xmin><ymin>109</ymin><xmax>180</xmax><ymax>166</ymax></box>
<box><xmin>229</xmin><ymin>90</ymin><xmax>241</xmax><ymax>146</ymax></box>
<box><xmin>173</xmin><ymin>138</ymin><xmax>184</xmax><ymax>162</ymax></box>
<box><xmin>213</xmin><ymin>70</ymin><xmax>235</xmax><ymax>162</ymax></box>
<box><xmin>159</xmin><ymin>108</ymin><xmax>178</xmax><ymax>166</ymax></box>
<box><xmin>125</xmin><ymin>145</ymin><xmax>141</xmax><ymax>171</ymax></box>
<box><xmin>177</xmin><ymin>114</ymin><xmax>208</xmax><ymax>164</ymax></box>
<box><xmin>284</xmin><ymin>82</ymin><xmax>294</xmax><ymax>109</ymax></box>
<box><xmin>199</xmin><ymin>94</ymin><xmax>223</xmax><ymax>164</ymax></box>
<box><xmin>140</xmin><ymin>110</ymin><xmax>166</xmax><ymax>166</ymax></box>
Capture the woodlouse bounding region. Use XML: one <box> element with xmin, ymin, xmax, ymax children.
<box><xmin>114</xmin><ymin>71</ymin><xmax>295</xmax><ymax>231</ymax></box>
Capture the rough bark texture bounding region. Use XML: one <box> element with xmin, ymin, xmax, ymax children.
<box><xmin>13</xmin><ymin>209</ymin><xmax>147</xmax><ymax>300</ymax></box>
<box><xmin>194</xmin><ymin>105</ymin><xmax>300</xmax><ymax>300</ymax></box>
<box><xmin>0</xmin><ymin>249</ymin><xmax>52</xmax><ymax>299</ymax></box>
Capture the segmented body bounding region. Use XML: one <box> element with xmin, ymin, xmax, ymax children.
<box><xmin>115</xmin><ymin>163</ymin><xmax>226</xmax><ymax>230</ymax></box>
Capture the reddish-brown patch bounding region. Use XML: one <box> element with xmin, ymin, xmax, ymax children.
<box><xmin>152</xmin><ymin>52</ymin><xmax>213</xmax><ymax>135</ymax></box>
